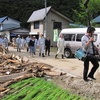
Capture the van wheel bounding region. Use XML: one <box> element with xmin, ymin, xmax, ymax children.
<box><xmin>64</xmin><ymin>49</ymin><xmax>72</xmax><ymax>58</ymax></box>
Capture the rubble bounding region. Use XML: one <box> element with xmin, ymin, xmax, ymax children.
<box><xmin>0</xmin><ymin>44</ymin><xmax>9</xmax><ymax>55</ymax></box>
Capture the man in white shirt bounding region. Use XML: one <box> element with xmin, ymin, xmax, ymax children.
<box><xmin>26</xmin><ymin>36</ymin><xmax>31</xmax><ymax>52</ymax></box>
<box><xmin>55</xmin><ymin>34</ymin><xmax>65</xmax><ymax>59</ymax></box>
<box><xmin>37</xmin><ymin>34</ymin><xmax>45</xmax><ymax>57</ymax></box>
<box><xmin>16</xmin><ymin>35</ymin><xmax>21</xmax><ymax>52</ymax></box>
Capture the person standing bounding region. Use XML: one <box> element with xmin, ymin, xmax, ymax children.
<box><xmin>45</xmin><ymin>36</ymin><xmax>51</xmax><ymax>56</ymax></box>
<box><xmin>0</xmin><ymin>35</ymin><xmax>3</xmax><ymax>46</ymax></box>
<box><xmin>81</xmin><ymin>26</ymin><xmax>99</xmax><ymax>82</ymax></box>
<box><xmin>37</xmin><ymin>34</ymin><xmax>45</xmax><ymax>57</ymax></box>
<box><xmin>55</xmin><ymin>34</ymin><xmax>65</xmax><ymax>59</ymax></box>
<box><xmin>21</xmin><ymin>37</ymin><xmax>26</xmax><ymax>50</ymax></box>
<box><xmin>12</xmin><ymin>37</ymin><xmax>16</xmax><ymax>48</ymax></box>
<box><xmin>28</xmin><ymin>36</ymin><xmax>35</xmax><ymax>57</ymax></box>
<box><xmin>33</xmin><ymin>36</ymin><xmax>37</xmax><ymax>55</ymax></box>
<box><xmin>3</xmin><ymin>36</ymin><xmax>9</xmax><ymax>50</ymax></box>
<box><xmin>26</xmin><ymin>36</ymin><xmax>31</xmax><ymax>52</ymax></box>
<box><xmin>16</xmin><ymin>35</ymin><xmax>21</xmax><ymax>52</ymax></box>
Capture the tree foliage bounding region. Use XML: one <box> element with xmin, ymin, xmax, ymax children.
<box><xmin>0</xmin><ymin>0</ymin><xmax>100</xmax><ymax>28</ymax></box>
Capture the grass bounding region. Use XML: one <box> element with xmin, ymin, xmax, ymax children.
<box><xmin>1</xmin><ymin>77</ymin><xmax>92</xmax><ymax>100</ymax></box>
<box><xmin>50</xmin><ymin>47</ymin><xmax>57</xmax><ymax>52</ymax></box>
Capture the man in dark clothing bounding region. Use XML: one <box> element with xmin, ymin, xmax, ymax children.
<box><xmin>45</xmin><ymin>36</ymin><xmax>51</xmax><ymax>56</ymax></box>
<box><xmin>28</xmin><ymin>36</ymin><xmax>35</xmax><ymax>57</ymax></box>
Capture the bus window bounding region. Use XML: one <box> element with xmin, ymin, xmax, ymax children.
<box><xmin>76</xmin><ymin>34</ymin><xmax>84</xmax><ymax>41</ymax></box>
<box><xmin>63</xmin><ymin>34</ymin><xmax>75</xmax><ymax>41</ymax></box>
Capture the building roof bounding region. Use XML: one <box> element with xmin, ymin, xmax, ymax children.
<box><xmin>0</xmin><ymin>16</ymin><xmax>8</xmax><ymax>23</ymax></box>
<box><xmin>92</xmin><ymin>15</ymin><xmax>100</xmax><ymax>23</ymax></box>
<box><xmin>0</xmin><ymin>26</ymin><xmax>21</xmax><ymax>32</ymax></box>
<box><xmin>27</xmin><ymin>6</ymin><xmax>51</xmax><ymax>22</ymax></box>
<box><xmin>27</xmin><ymin>6</ymin><xmax>73</xmax><ymax>23</ymax></box>
<box><xmin>0</xmin><ymin>16</ymin><xmax>21</xmax><ymax>24</ymax></box>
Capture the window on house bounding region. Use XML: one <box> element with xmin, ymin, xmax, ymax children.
<box><xmin>34</xmin><ymin>21</ymin><xmax>39</xmax><ymax>29</ymax></box>
<box><xmin>53</xmin><ymin>22</ymin><xmax>62</xmax><ymax>30</ymax></box>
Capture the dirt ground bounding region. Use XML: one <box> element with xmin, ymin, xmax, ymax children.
<box><xmin>8</xmin><ymin>46</ymin><xmax>100</xmax><ymax>100</ymax></box>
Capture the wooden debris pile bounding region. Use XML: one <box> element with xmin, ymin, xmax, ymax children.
<box><xmin>0</xmin><ymin>44</ymin><xmax>9</xmax><ymax>55</ymax></box>
<box><xmin>0</xmin><ymin>53</ymin><xmax>66</xmax><ymax>97</ymax></box>
<box><xmin>0</xmin><ymin>54</ymin><xmax>66</xmax><ymax>77</ymax></box>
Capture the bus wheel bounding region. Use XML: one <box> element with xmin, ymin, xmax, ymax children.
<box><xmin>64</xmin><ymin>48</ymin><xmax>72</xmax><ymax>58</ymax></box>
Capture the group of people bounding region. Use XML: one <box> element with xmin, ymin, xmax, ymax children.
<box><xmin>14</xmin><ymin>34</ymin><xmax>51</xmax><ymax>58</ymax></box>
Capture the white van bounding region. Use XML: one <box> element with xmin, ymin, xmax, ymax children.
<box><xmin>60</xmin><ymin>28</ymin><xmax>100</xmax><ymax>58</ymax></box>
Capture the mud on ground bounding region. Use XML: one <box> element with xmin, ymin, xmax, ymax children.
<box><xmin>50</xmin><ymin>75</ymin><xmax>100</xmax><ymax>100</ymax></box>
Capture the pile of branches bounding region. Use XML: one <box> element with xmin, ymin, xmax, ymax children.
<box><xmin>0</xmin><ymin>53</ymin><xmax>66</xmax><ymax>97</ymax></box>
<box><xmin>0</xmin><ymin>45</ymin><xmax>9</xmax><ymax>55</ymax></box>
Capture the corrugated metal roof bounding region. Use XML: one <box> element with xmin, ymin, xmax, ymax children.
<box><xmin>27</xmin><ymin>6</ymin><xmax>51</xmax><ymax>22</ymax></box>
<box><xmin>92</xmin><ymin>15</ymin><xmax>100</xmax><ymax>23</ymax></box>
<box><xmin>27</xmin><ymin>6</ymin><xmax>73</xmax><ymax>23</ymax></box>
<box><xmin>0</xmin><ymin>16</ymin><xmax>8</xmax><ymax>23</ymax></box>
<box><xmin>0</xmin><ymin>27</ymin><xmax>20</xmax><ymax>32</ymax></box>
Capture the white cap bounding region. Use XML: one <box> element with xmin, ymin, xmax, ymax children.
<box><xmin>33</xmin><ymin>36</ymin><xmax>36</xmax><ymax>38</ymax></box>
<box><xmin>18</xmin><ymin>35</ymin><xmax>20</xmax><ymax>37</ymax></box>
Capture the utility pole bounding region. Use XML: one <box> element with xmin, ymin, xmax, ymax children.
<box><xmin>84</xmin><ymin>0</ymin><xmax>90</xmax><ymax>26</ymax></box>
<box><xmin>44</xmin><ymin>0</ymin><xmax>47</xmax><ymax>38</ymax></box>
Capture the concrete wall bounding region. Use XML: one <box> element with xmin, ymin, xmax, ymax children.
<box><xmin>30</xmin><ymin>21</ymin><xmax>43</xmax><ymax>35</ymax></box>
<box><xmin>45</xmin><ymin>10</ymin><xmax>70</xmax><ymax>46</ymax></box>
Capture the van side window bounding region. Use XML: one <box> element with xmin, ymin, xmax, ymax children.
<box><xmin>63</xmin><ymin>34</ymin><xmax>75</xmax><ymax>41</ymax></box>
<box><xmin>93</xmin><ymin>34</ymin><xmax>97</xmax><ymax>42</ymax></box>
<box><xmin>76</xmin><ymin>34</ymin><xmax>84</xmax><ymax>41</ymax></box>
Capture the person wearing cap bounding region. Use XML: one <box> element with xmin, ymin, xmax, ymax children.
<box><xmin>3</xmin><ymin>36</ymin><xmax>9</xmax><ymax>50</ymax></box>
<box><xmin>28</xmin><ymin>36</ymin><xmax>35</xmax><ymax>57</ymax></box>
<box><xmin>81</xmin><ymin>26</ymin><xmax>99</xmax><ymax>82</ymax></box>
<box><xmin>37</xmin><ymin>34</ymin><xmax>45</xmax><ymax>57</ymax></box>
<box><xmin>33</xmin><ymin>36</ymin><xmax>37</xmax><ymax>55</ymax></box>
<box><xmin>16</xmin><ymin>35</ymin><xmax>21</xmax><ymax>52</ymax></box>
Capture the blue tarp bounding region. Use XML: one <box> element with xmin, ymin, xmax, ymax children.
<box><xmin>69</xmin><ymin>23</ymin><xmax>86</xmax><ymax>27</ymax></box>
<box><xmin>10</xmin><ymin>34</ymin><xmax>17</xmax><ymax>36</ymax></box>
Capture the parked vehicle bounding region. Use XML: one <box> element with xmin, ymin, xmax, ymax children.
<box><xmin>60</xmin><ymin>28</ymin><xmax>100</xmax><ymax>58</ymax></box>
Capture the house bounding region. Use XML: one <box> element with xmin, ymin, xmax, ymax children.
<box><xmin>27</xmin><ymin>6</ymin><xmax>73</xmax><ymax>46</ymax></box>
<box><xmin>0</xmin><ymin>16</ymin><xmax>29</xmax><ymax>42</ymax></box>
